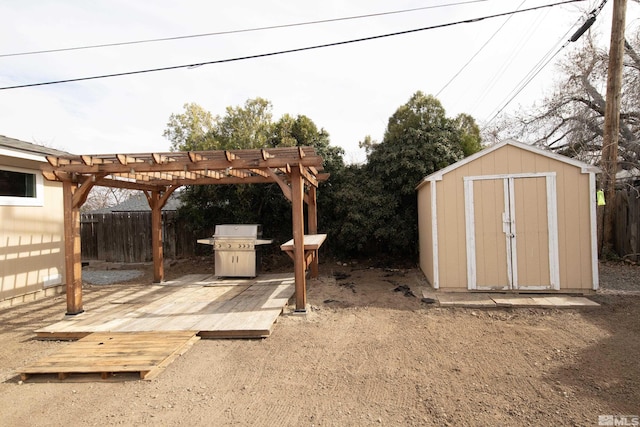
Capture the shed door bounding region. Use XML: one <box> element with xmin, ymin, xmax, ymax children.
<box><xmin>464</xmin><ymin>174</ymin><xmax>559</xmax><ymax>291</ymax></box>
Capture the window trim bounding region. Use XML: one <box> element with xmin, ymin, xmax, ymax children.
<box><xmin>0</xmin><ymin>165</ymin><xmax>44</xmax><ymax>206</ymax></box>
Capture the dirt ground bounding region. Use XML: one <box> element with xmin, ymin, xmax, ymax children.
<box><xmin>0</xmin><ymin>258</ymin><xmax>639</xmax><ymax>426</ymax></box>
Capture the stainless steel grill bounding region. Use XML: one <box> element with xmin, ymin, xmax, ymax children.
<box><xmin>198</xmin><ymin>224</ymin><xmax>272</xmax><ymax>277</ymax></box>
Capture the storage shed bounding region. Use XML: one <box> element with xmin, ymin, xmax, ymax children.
<box><xmin>416</xmin><ymin>139</ymin><xmax>600</xmax><ymax>293</ymax></box>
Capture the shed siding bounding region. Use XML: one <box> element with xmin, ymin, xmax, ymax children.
<box><xmin>0</xmin><ymin>156</ymin><xmax>65</xmax><ymax>303</ymax></box>
<box><xmin>555</xmin><ymin>158</ymin><xmax>593</xmax><ymax>289</ymax></box>
<box><xmin>417</xmin><ymin>183</ymin><xmax>434</xmax><ymax>285</ymax></box>
<box><xmin>418</xmin><ymin>142</ymin><xmax>596</xmax><ymax>292</ymax></box>
<box><xmin>437</xmin><ymin>171</ymin><xmax>467</xmax><ymax>288</ymax></box>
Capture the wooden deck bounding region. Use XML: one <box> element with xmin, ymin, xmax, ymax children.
<box><xmin>35</xmin><ymin>273</ymin><xmax>295</xmax><ymax>340</ymax></box>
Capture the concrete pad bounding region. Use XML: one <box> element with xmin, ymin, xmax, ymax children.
<box><xmin>436</xmin><ymin>293</ymin><xmax>497</xmax><ymax>308</ymax></box>
<box><xmin>534</xmin><ymin>296</ymin><xmax>600</xmax><ymax>307</ymax></box>
<box><xmin>423</xmin><ymin>291</ymin><xmax>600</xmax><ymax>308</ymax></box>
<box><xmin>492</xmin><ymin>295</ymin><xmax>600</xmax><ymax>308</ymax></box>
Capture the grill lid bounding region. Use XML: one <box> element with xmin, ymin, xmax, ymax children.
<box><xmin>198</xmin><ymin>224</ymin><xmax>272</xmax><ymax>247</ymax></box>
<box><xmin>213</xmin><ymin>224</ymin><xmax>261</xmax><ymax>238</ymax></box>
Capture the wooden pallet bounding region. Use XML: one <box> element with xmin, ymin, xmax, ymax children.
<box><xmin>19</xmin><ymin>331</ymin><xmax>199</xmax><ymax>381</ymax></box>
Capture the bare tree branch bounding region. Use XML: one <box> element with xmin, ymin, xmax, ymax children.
<box><xmin>485</xmin><ymin>29</ymin><xmax>639</xmax><ymax>173</ymax></box>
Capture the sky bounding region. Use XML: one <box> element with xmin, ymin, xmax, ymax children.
<box><xmin>1</xmin><ymin>0</ymin><xmax>638</xmax><ymax>164</ymax></box>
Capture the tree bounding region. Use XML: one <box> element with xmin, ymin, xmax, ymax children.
<box><xmin>82</xmin><ymin>187</ymin><xmax>135</xmax><ymax>212</ymax></box>
<box><xmin>270</xmin><ymin>113</ymin><xmax>344</xmax><ymax>172</ymax></box>
<box><xmin>485</xmin><ymin>29</ymin><xmax>640</xmax><ymax>172</ymax></box>
<box><xmin>213</xmin><ymin>98</ymin><xmax>273</xmax><ymax>149</ymax></box>
<box><xmin>163</xmin><ymin>98</ymin><xmax>274</xmax><ymax>151</ymax></box>
<box><xmin>164</xmin><ymin>99</ymin><xmax>345</xmax><ymax>249</ymax></box>
<box><xmin>163</xmin><ymin>103</ymin><xmax>215</xmax><ymax>151</ymax></box>
<box><xmin>454</xmin><ymin>113</ymin><xmax>483</xmax><ymax>156</ymax></box>
<box><xmin>352</xmin><ymin>92</ymin><xmax>481</xmax><ymax>256</ymax></box>
<box><xmin>368</xmin><ymin>92</ymin><xmax>477</xmax><ymax>198</ymax></box>
<box><xmin>329</xmin><ymin>164</ymin><xmax>397</xmax><ymax>256</ymax></box>
<box><xmin>358</xmin><ymin>135</ymin><xmax>377</xmax><ymax>156</ymax></box>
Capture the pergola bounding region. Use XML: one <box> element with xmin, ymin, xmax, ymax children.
<box><xmin>41</xmin><ymin>146</ymin><xmax>328</xmax><ymax>315</ymax></box>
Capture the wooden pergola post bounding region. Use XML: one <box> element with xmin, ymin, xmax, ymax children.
<box><xmin>144</xmin><ymin>186</ymin><xmax>180</xmax><ymax>283</ymax></box>
<box><xmin>290</xmin><ymin>165</ymin><xmax>307</xmax><ymax>312</ymax></box>
<box><xmin>62</xmin><ymin>181</ymin><xmax>83</xmax><ymax>315</ymax></box>
<box><xmin>149</xmin><ymin>191</ymin><xmax>164</xmax><ymax>283</ymax></box>
<box><xmin>61</xmin><ymin>176</ymin><xmax>96</xmax><ymax>315</ymax></box>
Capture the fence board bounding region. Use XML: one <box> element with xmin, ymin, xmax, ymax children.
<box><xmin>81</xmin><ymin>212</ymin><xmax>196</xmax><ymax>262</ymax></box>
<box><xmin>614</xmin><ymin>187</ymin><xmax>640</xmax><ymax>262</ymax></box>
<box><xmin>82</xmin><ymin>186</ymin><xmax>639</xmax><ymax>263</ymax></box>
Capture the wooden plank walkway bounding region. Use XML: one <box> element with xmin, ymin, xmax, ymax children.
<box><xmin>35</xmin><ymin>273</ymin><xmax>295</xmax><ymax>340</ymax></box>
<box><xmin>20</xmin><ymin>331</ymin><xmax>200</xmax><ymax>381</ymax></box>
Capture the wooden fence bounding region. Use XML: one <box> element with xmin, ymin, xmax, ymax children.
<box><xmin>613</xmin><ymin>186</ymin><xmax>640</xmax><ymax>262</ymax></box>
<box><xmin>82</xmin><ymin>186</ymin><xmax>640</xmax><ymax>264</ymax></box>
<box><xmin>81</xmin><ymin>212</ymin><xmax>198</xmax><ymax>262</ymax></box>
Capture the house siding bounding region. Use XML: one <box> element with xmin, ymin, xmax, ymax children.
<box><xmin>0</xmin><ymin>154</ymin><xmax>66</xmax><ymax>305</ymax></box>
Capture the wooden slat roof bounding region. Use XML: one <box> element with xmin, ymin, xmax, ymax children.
<box><xmin>41</xmin><ymin>146</ymin><xmax>328</xmax><ymax>190</ymax></box>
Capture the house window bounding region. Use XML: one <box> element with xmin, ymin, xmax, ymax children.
<box><xmin>0</xmin><ymin>169</ymin><xmax>36</xmax><ymax>197</ymax></box>
<box><xmin>0</xmin><ymin>166</ymin><xmax>44</xmax><ymax>206</ymax></box>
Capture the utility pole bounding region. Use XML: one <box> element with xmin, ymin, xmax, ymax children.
<box><xmin>601</xmin><ymin>0</ymin><xmax>627</xmax><ymax>255</ymax></box>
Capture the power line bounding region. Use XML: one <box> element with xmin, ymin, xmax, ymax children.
<box><xmin>437</xmin><ymin>1</ymin><xmax>526</xmax><ymax>97</ymax></box>
<box><xmin>481</xmin><ymin>0</ymin><xmax>608</xmax><ymax>128</ymax></box>
<box><xmin>482</xmin><ymin>39</ymin><xmax>570</xmax><ymax>127</ymax></box>
<box><xmin>470</xmin><ymin>5</ymin><xmax>550</xmax><ymax>115</ymax></box>
<box><xmin>0</xmin><ymin>0</ymin><xmax>586</xmax><ymax>91</ymax></box>
<box><xmin>0</xmin><ymin>0</ymin><xmax>492</xmax><ymax>58</ymax></box>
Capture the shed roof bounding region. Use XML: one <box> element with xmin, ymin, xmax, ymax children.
<box><xmin>416</xmin><ymin>139</ymin><xmax>601</xmax><ymax>190</ymax></box>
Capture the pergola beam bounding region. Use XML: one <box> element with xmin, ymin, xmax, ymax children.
<box><xmin>44</xmin><ymin>156</ymin><xmax>323</xmax><ymax>175</ymax></box>
<box><xmin>94</xmin><ymin>177</ymin><xmax>165</xmax><ymax>192</ymax></box>
<box><xmin>265</xmin><ymin>167</ymin><xmax>308</xmax><ymax>205</ymax></box>
<box><xmin>72</xmin><ymin>175</ymin><xmax>103</xmax><ymax>208</ymax></box>
<box><xmin>86</xmin><ymin>174</ymin><xmax>300</xmax><ymax>189</ymax></box>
